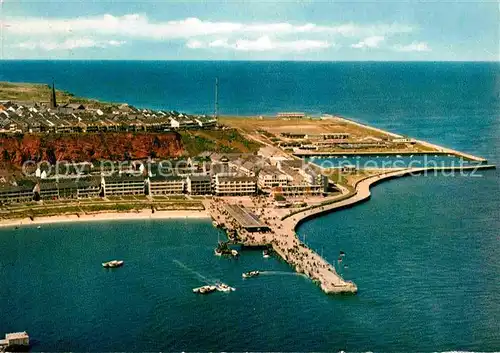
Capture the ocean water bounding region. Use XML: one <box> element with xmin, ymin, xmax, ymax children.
<box><xmin>0</xmin><ymin>61</ymin><xmax>499</xmax><ymax>352</ymax></box>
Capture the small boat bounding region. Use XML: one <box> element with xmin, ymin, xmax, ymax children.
<box><xmin>344</xmin><ymin>265</ymin><xmax>349</xmax><ymax>269</ymax></box>
<box><xmin>212</xmin><ymin>221</ymin><xmax>219</xmax><ymax>228</ymax></box>
<box><xmin>231</xmin><ymin>249</ymin><xmax>239</xmax><ymax>257</ymax></box>
<box><xmin>410</xmin><ymin>155</ymin><xmax>414</xmax><ymax>158</ymax></box>
<box><xmin>102</xmin><ymin>260</ymin><xmax>124</xmax><ymax>268</ymax></box>
<box><xmin>215</xmin><ymin>283</ymin><xmax>236</xmax><ymax>292</ymax></box>
<box><xmin>337</xmin><ymin>257</ymin><xmax>343</xmax><ymax>263</ymax></box>
<box><xmin>262</xmin><ymin>250</ymin><xmax>271</xmax><ymax>258</ymax></box>
<box><xmin>214</xmin><ymin>249</ymin><xmax>223</xmax><ymax>256</ymax></box>
<box><xmin>37</xmin><ymin>226</ymin><xmax>41</xmax><ymax>229</ymax></box>
<box><xmin>242</xmin><ymin>270</ymin><xmax>260</xmax><ymax>278</ymax></box>
<box><xmin>339</xmin><ymin>251</ymin><xmax>345</xmax><ymax>257</ymax></box>
<box><xmin>193</xmin><ymin>285</ymin><xmax>217</xmax><ymax>294</ymax></box>
<box><xmin>396</xmin><ymin>155</ymin><xmax>402</xmax><ymax>158</ymax></box>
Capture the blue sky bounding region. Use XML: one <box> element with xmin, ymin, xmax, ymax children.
<box><xmin>1</xmin><ymin>0</ymin><xmax>498</xmax><ymax>60</ymax></box>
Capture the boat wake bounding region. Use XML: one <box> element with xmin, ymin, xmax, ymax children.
<box><xmin>259</xmin><ymin>271</ymin><xmax>307</xmax><ymax>278</ymax></box>
<box><xmin>172</xmin><ymin>259</ymin><xmax>219</xmax><ymax>284</ymax></box>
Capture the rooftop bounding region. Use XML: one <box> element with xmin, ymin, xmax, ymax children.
<box><xmin>224</xmin><ymin>204</ymin><xmax>268</xmax><ymax>230</ymax></box>
<box><xmin>5</xmin><ymin>332</ymin><xmax>29</xmax><ymax>340</ymax></box>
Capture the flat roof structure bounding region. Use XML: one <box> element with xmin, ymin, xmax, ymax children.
<box><xmin>224</xmin><ymin>204</ymin><xmax>269</xmax><ymax>231</ymax></box>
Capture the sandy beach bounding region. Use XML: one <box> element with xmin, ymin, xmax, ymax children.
<box><xmin>0</xmin><ymin>209</ymin><xmax>210</xmax><ymax>228</ymax></box>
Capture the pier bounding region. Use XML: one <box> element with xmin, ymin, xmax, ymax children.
<box><xmin>207</xmin><ymin>164</ymin><xmax>495</xmax><ymax>295</ymax></box>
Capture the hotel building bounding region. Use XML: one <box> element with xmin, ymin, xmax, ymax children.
<box><xmin>214</xmin><ymin>175</ymin><xmax>257</xmax><ymax>196</ymax></box>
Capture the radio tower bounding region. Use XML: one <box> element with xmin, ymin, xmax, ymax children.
<box><xmin>214</xmin><ymin>77</ymin><xmax>219</xmax><ymax>118</ymax></box>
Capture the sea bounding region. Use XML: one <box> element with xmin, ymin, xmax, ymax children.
<box><xmin>0</xmin><ymin>61</ymin><xmax>499</xmax><ymax>352</ymax></box>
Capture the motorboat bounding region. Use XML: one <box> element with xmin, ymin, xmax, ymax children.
<box><xmin>214</xmin><ymin>241</ymin><xmax>238</xmax><ymax>257</ymax></box>
<box><xmin>215</xmin><ymin>283</ymin><xmax>235</xmax><ymax>292</ymax></box>
<box><xmin>102</xmin><ymin>260</ymin><xmax>124</xmax><ymax>268</ymax></box>
<box><xmin>242</xmin><ymin>270</ymin><xmax>260</xmax><ymax>278</ymax></box>
<box><xmin>193</xmin><ymin>285</ymin><xmax>217</xmax><ymax>294</ymax></box>
<box><xmin>262</xmin><ymin>250</ymin><xmax>271</xmax><ymax>258</ymax></box>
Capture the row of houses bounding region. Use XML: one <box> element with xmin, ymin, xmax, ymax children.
<box><xmin>0</xmin><ymin>173</ymin><xmax>257</xmax><ymax>204</ymax></box>
<box><xmin>0</xmin><ymin>101</ymin><xmax>217</xmax><ymax>134</ymax></box>
<box><xmin>0</xmin><ymin>156</ymin><xmax>330</xmax><ymax>204</ymax></box>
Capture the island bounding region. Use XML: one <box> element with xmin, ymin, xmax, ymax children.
<box><xmin>0</xmin><ymin>81</ymin><xmax>495</xmax><ymax>295</ymax></box>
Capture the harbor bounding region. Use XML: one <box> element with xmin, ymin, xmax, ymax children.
<box><xmin>207</xmin><ymin>163</ymin><xmax>496</xmax><ymax>295</ymax></box>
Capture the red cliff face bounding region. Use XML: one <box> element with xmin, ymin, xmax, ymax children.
<box><xmin>0</xmin><ymin>133</ymin><xmax>184</xmax><ymax>165</ymax></box>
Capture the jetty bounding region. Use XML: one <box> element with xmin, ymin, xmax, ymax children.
<box><xmin>208</xmin><ymin>164</ymin><xmax>495</xmax><ymax>295</ymax></box>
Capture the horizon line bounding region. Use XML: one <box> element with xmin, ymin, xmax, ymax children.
<box><xmin>1</xmin><ymin>59</ymin><xmax>499</xmax><ymax>63</ymax></box>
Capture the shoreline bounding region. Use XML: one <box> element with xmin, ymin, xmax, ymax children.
<box><xmin>0</xmin><ymin>209</ymin><xmax>210</xmax><ymax>228</ymax></box>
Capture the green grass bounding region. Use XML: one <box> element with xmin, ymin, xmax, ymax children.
<box><xmin>180</xmin><ymin>129</ymin><xmax>261</xmax><ymax>156</ymax></box>
<box><xmin>0</xmin><ymin>199</ymin><xmax>204</xmax><ymax>220</ymax></box>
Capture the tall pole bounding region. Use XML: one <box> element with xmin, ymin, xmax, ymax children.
<box><xmin>214</xmin><ymin>77</ymin><xmax>219</xmax><ymax>118</ymax></box>
<box><xmin>1</xmin><ymin>0</ymin><xmax>4</xmax><ymax>61</ymax></box>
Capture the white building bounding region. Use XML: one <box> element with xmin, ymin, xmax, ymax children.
<box><xmin>214</xmin><ymin>175</ymin><xmax>257</xmax><ymax>196</ymax></box>
<box><xmin>195</xmin><ymin>117</ymin><xmax>217</xmax><ymax>128</ymax></box>
<box><xmin>103</xmin><ymin>176</ymin><xmax>145</xmax><ymax>196</ymax></box>
<box><xmin>0</xmin><ymin>332</ymin><xmax>29</xmax><ymax>348</ymax></box>
<box><xmin>258</xmin><ymin>167</ymin><xmax>292</xmax><ymax>189</ymax></box>
<box><xmin>392</xmin><ymin>137</ymin><xmax>416</xmax><ymax>144</ymax></box>
<box><xmin>148</xmin><ymin>176</ymin><xmax>185</xmax><ymax>195</ymax></box>
<box><xmin>277</xmin><ymin>112</ymin><xmax>305</xmax><ymax>118</ymax></box>
<box><xmin>321</xmin><ymin>133</ymin><xmax>350</xmax><ymax>140</ymax></box>
<box><xmin>170</xmin><ymin>117</ymin><xmax>199</xmax><ymax>130</ymax></box>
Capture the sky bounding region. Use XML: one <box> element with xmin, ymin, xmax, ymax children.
<box><xmin>0</xmin><ymin>0</ymin><xmax>498</xmax><ymax>61</ymax></box>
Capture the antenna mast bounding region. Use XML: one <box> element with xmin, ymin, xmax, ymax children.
<box><xmin>214</xmin><ymin>77</ymin><xmax>219</xmax><ymax>118</ymax></box>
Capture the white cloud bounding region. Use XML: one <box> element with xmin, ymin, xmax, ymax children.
<box><xmin>351</xmin><ymin>36</ymin><xmax>385</xmax><ymax>49</ymax></box>
<box><xmin>5</xmin><ymin>14</ymin><xmax>426</xmax><ymax>56</ymax></box>
<box><xmin>4</xmin><ymin>14</ymin><xmax>413</xmax><ymax>40</ymax></box>
<box><xmin>15</xmin><ymin>38</ymin><xmax>126</xmax><ymax>51</ymax></box>
<box><xmin>186</xmin><ymin>39</ymin><xmax>204</xmax><ymax>49</ymax></box>
<box><xmin>187</xmin><ymin>36</ymin><xmax>331</xmax><ymax>52</ymax></box>
<box><xmin>393</xmin><ymin>42</ymin><xmax>431</xmax><ymax>52</ymax></box>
